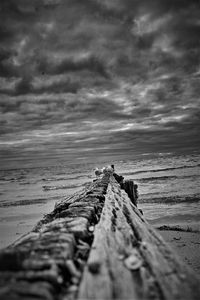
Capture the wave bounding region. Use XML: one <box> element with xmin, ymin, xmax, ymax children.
<box><xmin>41</xmin><ymin>174</ymin><xmax>90</xmax><ymax>182</ymax></box>
<box><xmin>121</xmin><ymin>164</ymin><xmax>200</xmax><ymax>176</ymax></box>
<box><xmin>149</xmin><ymin>214</ymin><xmax>200</xmax><ymax>227</ymax></box>
<box><xmin>0</xmin><ymin>196</ymin><xmax>60</xmax><ymax>208</ymax></box>
<box><xmin>42</xmin><ymin>181</ymin><xmax>89</xmax><ymax>191</ymax></box>
<box><xmin>139</xmin><ymin>194</ymin><xmax>200</xmax><ymax>204</ymax></box>
<box><xmin>0</xmin><ymin>176</ymin><xmax>26</xmax><ymax>182</ymax></box>
<box><xmin>43</xmin><ymin>185</ymin><xmax>78</xmax><ymax>191</ymax></box>
<box><xmin>136</xmin><ymin>175</ymin><xmax>178</xmax><ymax>183</ymax></box>
<box><xmin>155</xmin><ymin>225</ymin><xmax>200</xmax><ymax>233</ymax></box>
<box><xmin>42</xmin><ymin>177</ymin><xmax>71</xmax><ymax>182</ymax></box>
<box><xmin>135</xmin><ymin>174</ymin><xmax>200</xmax><ymax>183</ymax></box>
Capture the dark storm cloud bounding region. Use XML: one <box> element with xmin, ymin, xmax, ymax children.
<box><xmin>0</xmin><ymin>73</ymin><xmax>109</xmax><ymax>96</ymax></box>
<box><xmin>0</xmin><ymin>92</ymin><xmax>127</xmax><ymax>138</ymax></box>
<box><xmin>37</xmin><ymin>55</ymin><xmax>109</xmax><ymax>78</ymax></box>
<box><xmin>0</xmin><ymin>0</ymin><xmax>200</xmax><ymax>164</ymax></box>
<box><xmin>0</xmin><ymin>48</ymin><xmax>19</xmax><ymax>78</ymax></box>
<box><xmin>13</xmin><ymin>76</ymin><xmax>80</xmax><ymax>95</ymax></box>
<box><xmin>0</xmin><ymin>25</ymin><xmax>14</xmax><ymax>42</ymax></box>
<box><xmin>126</xmin><ymin>0</ymin><xmax>200</xmax><ymax>69</ymax></box>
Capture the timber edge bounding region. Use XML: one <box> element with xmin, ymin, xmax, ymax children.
<box><xmin>0</xmin><ymin>168</ymin><xmax>199</xmax><ymax>300</ymax></box>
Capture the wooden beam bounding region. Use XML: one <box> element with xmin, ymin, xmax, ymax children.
<box><xmin>0</xmin><ymin>173</ymin><xmax>199</xmax><ymax>300</ymax></box>
<box><xmin>78</xmin><ymin>175</ymin><xmax>200</xmax><ymax>300</ymax></box>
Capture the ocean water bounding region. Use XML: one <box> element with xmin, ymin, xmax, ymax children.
<box><xmin>0</xmin><ymin>153</ymin><xmax>199</xmax><ymax>249</ymax></box>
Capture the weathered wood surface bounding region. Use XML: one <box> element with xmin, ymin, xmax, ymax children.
<box><xmin>78</xmin><ymin>175</ymin><xmax>200</xmax><ymax>300</ymax></box>
<box><xmin>0</xmin><ymin>172</ymin><xmax>199</xmax><ymax>300</ymax></box>
<box><xmin>0</xmin><ymin>174</ymin><xmax>110</xmax><ymax>300</ymax></box>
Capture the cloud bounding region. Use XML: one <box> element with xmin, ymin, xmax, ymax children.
<box><xmin>0</xmin><ymin>91</ymin><xmax>127</xmax><ymax>139</ymax></box>
<box><xmin>13</xmin><ymin>76</ymin><xmax>80</xmax><ymax>95</ymax></box>
<box><xmin>0</xmin><ymin>0</ymin><xmax>200</xmax><ymax>166</ymax></box>
<box><xmin>36</xmin><ymin>54</ymin><xmax>109</xmax><ymax>78</ymax></box>
<box><xmin>0</xmin><ymin>48</ymin><xmax>19</xmax><ymax>78</ymax></box>
<box><xmin>14</xmin><ymin>77</ymin><xmax>33</xmax><ymax>95</ymax></box>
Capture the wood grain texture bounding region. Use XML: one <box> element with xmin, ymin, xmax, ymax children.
<box><xmin>78</xmin><ymin>175</ymin><xmax>200</xmax><ymax>300</ymax></box>
<box><xmin>0</xmin><ymin>175</ymin><xmax>110</xmax><ymax>300</ymax></box>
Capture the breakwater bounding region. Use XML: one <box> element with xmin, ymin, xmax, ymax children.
<box><xmin>0</xmin><ymin>171</ymin><xmax>199</xmax><ymax>300</ymax></box>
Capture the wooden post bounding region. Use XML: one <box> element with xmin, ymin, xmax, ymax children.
<box><xmin>78</xmin><ymin>175</ymin><xmax>200</xmax><ymax>300</ymax></box>
<box><xmin>0</xmin><ymin>172</ymin><xmax>199</xmax><ymax>300</ymax></box>
<box><xmin>123</xmin><ymin>179</ymin><xmax>138</xmax><ymax>206</ymax></box>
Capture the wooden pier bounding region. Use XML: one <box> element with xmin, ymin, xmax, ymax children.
<box><xmin>0</xmin><ymin>170</ymin><xmax>199</xmax><ymax>300</ymax></box>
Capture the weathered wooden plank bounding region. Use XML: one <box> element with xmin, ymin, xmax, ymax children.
<box><xmin>78</xmin><ymin>175</ymin><xmax>200</xmax><ymax>300</ymax></box>
<box><xmin>117</xmin><ymin>196</ymin><xmax>200</xmax><ymax>299</ymax></box>
<box><xmin>78</xmin><ymin>177</ymin><xmax>159</xmax><ymax>300</ymax></box>
<box><xmin>0</xmin><ymin>175</ymin><xmax>110</xmax><ymax>300</ymax></box>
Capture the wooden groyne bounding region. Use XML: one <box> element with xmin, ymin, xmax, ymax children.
<box><xmin>0</xmin><ymin>170</ymin><xmax>199</xmax><ymax>300</ymax></box>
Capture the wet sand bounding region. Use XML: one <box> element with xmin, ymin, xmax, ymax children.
<box><xmin>0</xmin><ymin>201</ymin><xmax>56</xmax><ymax>250</ymax></box>
<box><xmin>158</xmin><ymin>228</ymin><xmax>200</xmax><ymax>279</ymax></box>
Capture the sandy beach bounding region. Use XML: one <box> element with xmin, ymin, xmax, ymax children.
<box><xmin>0</xmin><ymin>156</ymin><xmax>200</xmax><ymax>284</ymax></box>
<box><xmin>157</xmin><ymin>227</ymin><xmax>200</xmax><ymax>279</ymax></box>
<box><xmin>0</xmin><ymin>200</ymin><xmax>57</xmax><ymax>250</ymax></box>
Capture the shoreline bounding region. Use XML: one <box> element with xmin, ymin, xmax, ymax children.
<box><xmin>155</xmin><ymin>224</ymin><xmax>200</xmax><ymax>233</ymax></box>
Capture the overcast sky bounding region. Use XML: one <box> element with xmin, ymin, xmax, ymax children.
<box><xmin>0</xmin><ymin>0</ymin><xmax>200</xmax><ymax>167</ymax></box>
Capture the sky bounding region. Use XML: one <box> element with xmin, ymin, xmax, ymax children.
<box><xmin>0</xmin><ymin>0</ymin><xmax>200</xmax><ymax>168</ymax></box>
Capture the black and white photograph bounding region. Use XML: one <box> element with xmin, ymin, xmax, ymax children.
<box><xmin>0</xmin><ymin>1</ymin><xmax>200</xmax><ymax>299</ymax></box>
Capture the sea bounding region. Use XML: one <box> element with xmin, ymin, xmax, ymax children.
<box><xmin>0</xmin><ymin>153</ymin><xmax>200</xmax><ymax>249</ymax></box>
